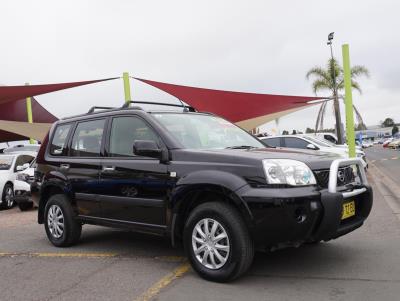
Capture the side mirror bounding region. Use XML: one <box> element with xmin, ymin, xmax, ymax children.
<box><xmin>133</xmin><ymin>140</ymin><xmax>162</xmax><ymax>159</ymax></box>
<box><xmin>306</xmin><ymin>143</ymin><xmax>318</xmax><ymax>150</ymax></box>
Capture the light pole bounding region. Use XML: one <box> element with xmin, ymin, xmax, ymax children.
<box><xmin>327</xmin><ymin>32</ymin><xmax>344</xmax><ymax>144</ymax></box>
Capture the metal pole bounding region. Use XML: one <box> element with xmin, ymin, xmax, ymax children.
<box><xmin>123</xmin><ymin>72</ymin><xmax>132</xmax><ymax>106</ymax></box>
<box><xmin>342</xmin><ymin>44</ymin><xmax>356</xmax><ymax>158</ymax></box>
<box><xmin>328</xmin><ymin>40</ymin><xmax>343</xmax><ymax>144</ymax></box>
<box><xmin>25</xmin><ymin>83</ymin><xmax>34</xmax><ymax>144</ymax></box>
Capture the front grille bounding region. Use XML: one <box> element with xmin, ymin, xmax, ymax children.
<box><xmin>314</xmin><ymin>166</ymin><xmax>355</xmax><ymax>188</ymax></box>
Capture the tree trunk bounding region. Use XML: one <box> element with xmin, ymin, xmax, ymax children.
<box><xmin>333</xmin><ymin>93</ymin><xmax>344</xmax><ymax>144</ymax></box>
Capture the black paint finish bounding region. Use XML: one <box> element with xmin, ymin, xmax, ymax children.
<box><xmin>33</xmin><ymin>108</ymin><xmax>373</xmax><ymax>249</ymax></box>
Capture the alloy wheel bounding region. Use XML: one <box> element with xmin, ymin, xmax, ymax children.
<box><xmin>47</xmin><ymin>205</ymin><xmax>65</xmax><ymax>239</ymax></box>
<box><xmin>192</xmin><ymin>218</ymin><xmax>230</xmax><ymax>270</ymax></box>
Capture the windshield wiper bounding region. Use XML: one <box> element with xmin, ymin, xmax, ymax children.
<box><xmin>225</xmin><ymin>145</ymin><xmax>258</xmax><ymax>150</ymax></box>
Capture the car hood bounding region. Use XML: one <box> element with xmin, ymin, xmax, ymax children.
<box><xmin>172</xmin><ymin>147</ymin><xmax>341</xmax><ymax>170</ymax></box>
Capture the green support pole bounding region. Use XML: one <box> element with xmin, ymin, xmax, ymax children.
<box><xmin>342</xmin><ymin>44</ymin><xmax>356</xmax><ymax>158</ymax></box>
<box><xmin>123</xmin><ymin>72</ymin><xmax>132</xmax><ymax>106</ymax></box>
<box><xmin>25</xmin><ymin>83</ymin><xmax>34</xmax><ymax>144</ymax></box>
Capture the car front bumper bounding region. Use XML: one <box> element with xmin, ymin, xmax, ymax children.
<box><xmin>237</xmin><ymin>158</ymin><xmax>373</xmax><ymax>249</ymax></box>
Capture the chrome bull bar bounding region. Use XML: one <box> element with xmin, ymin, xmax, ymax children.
<box><xmin>328</xmin><ymin>158</ymin><xmax>368</xmax><ymax>198</ymax></box>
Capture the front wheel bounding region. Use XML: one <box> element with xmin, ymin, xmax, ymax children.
<box><xmin>44</xmin><ymin>194</ymin><xmax>82</xmax><ymax>247</ymax></box>
<box><xmin>183</xmin><ymin>202</ymin><xmax>254</xmax><ymax>282</ymax></box>
<box><xmin>1</xmin><ymin>184</ymin><xmax>14</xmax><ymax>209</ymax></box>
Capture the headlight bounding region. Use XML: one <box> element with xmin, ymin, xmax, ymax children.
<box><xmin>262</xmin><ymin>159</ymin><xmax>317</xmax><ymax>186</ymax></box>
<box><xmin>17</xmin><ymin>173</ymin><xmax>28</xmax><ymax>181</ymax></box>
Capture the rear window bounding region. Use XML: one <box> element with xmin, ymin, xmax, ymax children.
<box><xmin>70</xmin><ymin>119</ymin><xmax>105</xmax><ymax>157</ymax></box>
<box><xmin>50</xmin><ymin>124</ymin><xmax>72</xmax><ymax>156</ymax></box>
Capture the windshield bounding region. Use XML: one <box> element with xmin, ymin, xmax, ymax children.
<box><xmin>304</xmin><ymin>136</ymin><xmax>332</xmax><ymax>147</ymax></box>
<box><xmin>0</xmin><ymin>156</ymin><xmax>14</xmax><ymax>170</ymax></box>
<box><xmin>152</xmin><ymin>113</ymin><xmax>264</xmax><ymax>150</ymax></box>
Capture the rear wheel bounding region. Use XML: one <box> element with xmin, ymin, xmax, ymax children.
<box><xmin>44</xmin><ymin>194</ymin><xmax>82</xmax><ymax>247</ymax></box>
<box><xmin>183</xmin><ymin>202</ymin><xmax>254</xmax><ymax>282</ymax></box>
<box><xmin>1</xmin><ymin>184</ymin><xmax>14</xmax><ymax>209</ymax></box>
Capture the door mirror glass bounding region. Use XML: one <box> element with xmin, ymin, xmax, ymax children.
<box><xmin>306</xmin><ymin>143</ymin><xmax>318</xmax><ymax>150</ymax></box>
<box><xmin>133</xmin><ymin>140</ymin><xmax>162</xmax><ymax>159</ymax></box>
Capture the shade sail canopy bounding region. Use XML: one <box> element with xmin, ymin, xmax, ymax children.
<box><xmin>0</xmin><ymin>77</ymin><xmax>118</xmax><ymax>143</ymax></box>
<box><xmin>0</xmin><ymin>96</ymin><xmax>57</xmax><ymax>143</ymax></box>
<box><xmin>136</xmin><ymin>78</ymin><xmax>324</xmax><ymax>130</ymax></box>
<box><xmin>0</xmin><ymin>78</ymin><xmax>118</xmax><ymax>105</ymax></box>
<box><xmin>0</xmin><ymin>120</ymin><xmax>52</xmax><ymax>142</ymax></box>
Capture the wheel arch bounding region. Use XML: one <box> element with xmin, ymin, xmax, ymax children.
<box><xmin>38</xmin><ymin>181</ymin><xmax>73</xmax><ymax>224</ymax></box>
<box><xmin>170</xmin><ymin>171</ymin><xmax>253</xmax><ymax>247</ymax></box>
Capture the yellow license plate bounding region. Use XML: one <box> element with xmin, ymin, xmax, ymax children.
<box><xmin>342</xmin><ymin>200</ymin><xmax>356</xmax><ymax>220</ymax></box>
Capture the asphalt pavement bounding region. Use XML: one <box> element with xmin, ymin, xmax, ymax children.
<box><xmin>0</xmin><ymin>145</ymin><xmax>399</xmax><ymax>301</ymax></box>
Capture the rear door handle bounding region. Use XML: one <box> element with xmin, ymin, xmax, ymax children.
<box><xmin>60</xmin><ymin>164</ymin><xmax>70</xmax><ymax>170</ymax></box>
<box><xmin>102</xmin><ymin>166</ymin><xmax>115</xmax><ymax>172</ymax></box>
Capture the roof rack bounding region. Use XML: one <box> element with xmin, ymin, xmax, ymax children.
<box><xmin>121</xmin><ymin>100</ymin><xmax>196</xmax><ymax>112</ymax></box>
<box><xmin>87</xmin><ymin>106</ymin><xmax>117</xmax><ymax>114</ymax></box>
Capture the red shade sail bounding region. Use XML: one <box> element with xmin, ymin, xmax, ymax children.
<box><xmin>136</xmin><ymin>78</ymin><xmax>325</xmax><ymax>130</ymax></box>
<box><xmin>0</xmin><ymin>77</ymin><xmax>118</xmax><ymax>143</ymax></box>
<box><xmin>0</xmin><ymin>78</ymin><xmax>119</xmax><ymax>105</ymax></box>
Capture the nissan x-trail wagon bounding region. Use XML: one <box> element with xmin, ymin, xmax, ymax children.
<box><xmin>32</xmin><ymin>102</ymin><xmax>373</xmax><ymax>282</ymax></box>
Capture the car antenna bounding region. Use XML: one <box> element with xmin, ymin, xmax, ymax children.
<box><xmin>177</xmin><ymin>98</ymin><xmax>189</xmax><ymax>112</ymax></box>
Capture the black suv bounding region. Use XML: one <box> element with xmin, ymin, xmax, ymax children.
<box><xmin>31</xmin><ymin>102</ymin><xmax>373</xmax><ymax>282</ymax></box>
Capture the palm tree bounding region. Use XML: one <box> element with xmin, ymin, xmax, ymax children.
<box><xmin>306</xmin><ymin>58</ymin><xmax>369</xmax><ymax>142</ymax></box>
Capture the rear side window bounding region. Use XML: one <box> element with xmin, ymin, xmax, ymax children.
<box><xmin>70</xmin><ymin>119</ymin><xmax>105</xmax><ymax>157</ymax></box>
<box><xmin>50</xmin><ymin>124</ymin><xmax>72</xmax><ymax>156</ymax></box>
<box><xmin>263</xmin><ymin>137</ymin><xmax>280</xmax><ymax>147</ymax></box>
<box><xmin>284</xmin><ymin>137</ymin><xmax>309</xmax><ymax>149</ymax></box>
<box><xmin>109</xmin><ymin>116</ymin><xmax>159</xmax><ymax>157</ymax></box>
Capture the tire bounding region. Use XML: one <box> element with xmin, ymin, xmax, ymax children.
<box><xmin>18</xmin><ymin>201</ymin><xmax>34</xmax><ymax>211</ymax></box>
<box><xmin>183</xmin><ymin>202</ymin><xmax>254</xmax><ymax>282</ymax></box>
<box><xmin>1</xmin><ymin>183</ymin><xmax>14</xmax><ymax>209</ymax></box>
<box><xmin>44</xmin><ymin>194</ymin><xmax>82</xmax><ymax>247</ymax></box>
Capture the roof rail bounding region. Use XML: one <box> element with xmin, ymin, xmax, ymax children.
<box><xmin>87</xmin><ymin>106</ymin><xmax>117</xmax><ymax>114</ymax></box>
<box><xmin>121</xmin><ymin>100</ymin><xmax>196</xmax><ymax>112</ymax></box>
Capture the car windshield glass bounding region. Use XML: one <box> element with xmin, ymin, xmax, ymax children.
<box><xmin>0</xmin><ymin>156</ymin><xmax>14</xmax><ymax>170</ymax></box>
<box><xmin>152</xmin><ymin>113</ymin><xmax>264</xmax><ymax>149</ymax></box>
<box><xmin>304</xmin><ymin>136</ymin><xmax>331</xmax><ymax>147</ymax></box>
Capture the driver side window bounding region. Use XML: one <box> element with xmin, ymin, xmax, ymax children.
<box><xmin>109</xmin><ymin>116</ymin><xmax>160</xmax><ymax>157</ymax></box>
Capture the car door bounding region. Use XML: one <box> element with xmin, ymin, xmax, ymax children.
<box><xmin>98</xmin><ymin>115</ymin><xmax>169</xmax><ymax>228</ymax></box>
<box><xmin>51</xmin><ymin>119</ymin><xmax>106</xmax><ymax>218</ymax></box>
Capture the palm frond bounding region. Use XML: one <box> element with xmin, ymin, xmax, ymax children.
<box><xmin>351</xmin><ymin>65</ymin><xmax>370</xmax><ymax>78</ymax></box>
<box><xmin>351</xmin><ymin>81</ymin><xmax>362</xmax><ymax>94</ymax></box>
<box><xmin>311</xmin><ymin>79</ymin><xmax>331</xmax><ymax>94</ymax></box>
<box><xmin>306</xmin><ymin>67</ymin><xmax>330</xmax><ymax>81</ymax></box>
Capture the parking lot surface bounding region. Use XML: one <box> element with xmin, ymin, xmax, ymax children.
<box><xmin>1</xmin><ymin>147</ymin><xmax>400</xmax><ymax>301</ymax></box>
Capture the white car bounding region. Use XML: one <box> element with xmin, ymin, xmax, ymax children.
<box><xmin>13</xmin><ymin>159</ymin><xmax>36</xmax><ymax>211</ymax></box>
<box><xmin>0</xmin><ymin>153</ymin><xmax>36</xmax><ymax>210</ymax></box>
<box><xmin>260</xmin><ymin>135</ymin><xmax>367</xmax><ymax>168</ymax></box>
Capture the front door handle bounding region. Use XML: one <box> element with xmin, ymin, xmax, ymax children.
<box><xmin>102</xmin><ymin>166</ymin><xmax>115</xmax><ymax>172</ymax></box>
<box><xmin>60</xmin><ymin>164</ymin><xmax>70</xmax><ymax>170</ymax></box>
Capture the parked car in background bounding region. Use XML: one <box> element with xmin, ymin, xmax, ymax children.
<box><xmin>3</xmin><ymin>144</ymin><xmax>41</xmax><ymax>154</ymax></box>
<box><xmin>383</xmin><ymin>138</ymin><xmax>394</xmax><ymax>148</ymax></box>
<box><xmin>0</xmin><ymin>153</ymin><xmax>36</xmax><ymax>209</ymax></box>
<box><xmin>314</xmin><ymin>133</ymin><xmax>338</xmax><ymax>144</ymax></box>
<box><xmin>361</xmin><ymin>140</ymin><xmax>373</xmax><ymax>148</ymax></box>
<box><xmin>305</xmin><ymin>135</ymin><xmax>363</xmax><ymax>151</ymax></box>
<box><xmin>260</xmin><ymin>135</ymin><xmax>367</xmax><ymax>168</ymax></box>
<box><xmin>13</xmin><ymin>159</ymin><xmax>36</xmax><ymax>211</ymax></box>
<box><xmin>388</xmin><ymin>139</ymin><xmax>400</xmax><ymax>150</ymax></box>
